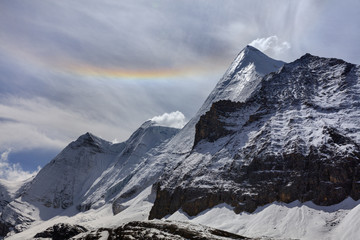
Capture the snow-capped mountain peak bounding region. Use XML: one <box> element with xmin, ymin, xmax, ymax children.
<box><xmin>120</xmin><ymin>120</ymin><xmax>179</xmax><ymax>157</ymax></box>
<box><xmin>74</xmin><ymin>132</ymin><xmax>101</xmax><ymax>144</ymax></box>
<box><xmin>69</xmin><ymin>132</ymin><xmax>112</xmax><ymax>151</ymax></box>
<box><xmin>201</xmin><ymin>45</ymin><xmax>285</xmax><ymax>110</ymax></box>
<box><xmin>229</xmin><ymin>45</ymin><xmax>283</xmax><ymax>74</ymax></box>
<box><xmin>164</xmin><ymin>46</ymin><xmax>285</xmax><ymax>154</ymax></box>
<box><xmin>78</xmin><ymin>121</ymin><xmax>180</xmax><ymax>211</ymax></box>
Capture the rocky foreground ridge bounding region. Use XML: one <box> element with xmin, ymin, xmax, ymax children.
<box><xmin>71</xmin><ymin>220</ymin><xmax>252</xmax><ymax>240</ymax></box>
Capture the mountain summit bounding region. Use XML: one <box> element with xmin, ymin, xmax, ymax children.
<box><xmin>164</xmin><ymin>46</ymin><xmax>285</xmax><ymax>154</ymax></box>
<box><xmin>202</xmin><ymin>45</ymin><xmax>284</xmax><ymax>108</ymax></box>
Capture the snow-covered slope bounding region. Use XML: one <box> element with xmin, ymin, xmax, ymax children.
<box><xmin>166</xmin><ymin>198</ymin><xmax>360</xmax><ymax>240</ymax></box>
<box><xmin>77</xmin><ymin>120</ymin><xmax>180</xmax><ymax>212</ymax></box>
<box><xmin>0</xmin><ymin>133</ymin><xmax>123</xmax><ymax>236</ymax></box>
<box><xmin>19</xmin><ymin>121</ymin><xmax>179</xmax><ymax>213</ymax></box>
<box><xmin>5</xmin><ymin>185</ymin><xmax>155</xmax><ymax>240</ymax></box>
<box><xmin>0</xmin><ymin>178</ymin><xmax>29</xmax><ymax>212</ymax></box>
<box><xmin>21</xmin><ymin>132</ymin><xmax>122</xmax><ymax>210</ymax></box>
<box><xmin>0</xmin><ymin>178</ymin><xmax>32</xmax><ymax>236</ymax></box>
<box><xmin>201</xmin><ymin>45</ymin><xmax>284</xmax><ymax>108</ymax></box>
<box><xmin>0</xmin><ymin>181</ymin><xmax>12</xmax><ymax>211</ymax></box>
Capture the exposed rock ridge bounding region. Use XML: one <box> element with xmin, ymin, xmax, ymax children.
<box><xmin>74</xmin><ymin>220</ymin><xmax>252</xmax><ymax>240</ymax></box>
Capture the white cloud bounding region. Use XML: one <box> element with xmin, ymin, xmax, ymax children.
<box><xmin>249</xmin><ymin>36</ymin><xmax>291</xmax><ymax>57</ymax></box>
<box><xmin>150</xmin><ymin>111</ymin><xmax>187</xmax><ymax>129</ymax></box>
<box><xmin>0</xmin><ymin>149</ymin><xmax>39</xmax><ymax>181</ymax></box>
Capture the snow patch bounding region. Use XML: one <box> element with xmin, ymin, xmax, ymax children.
<box><xmin>166</xmin><ymin>198</ymin><xmax>360</xmax><ymax>240</ymax></box>
<box><xmin>6</xmin><ymin>186</ymin><xmax>154</xmax><ymax>240</ymax></box>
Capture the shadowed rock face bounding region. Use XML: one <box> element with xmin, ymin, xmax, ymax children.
<box><xmin>194</xmin><ymin>100</ymin><xmax>245</xmax><ymax>148</ymax></box>
<box><xmin>76</xmin><ymin>220</ymin><xmax>252</xmax><ymax>240</ymax></box>
<box><xmin>149</xmin><ymin>54</ymin><xmax>360</xmax><ymax>220</ymax></box>
<box><xmin>0</xmin><ymin>221</ymin><xmax>10</xmax><ymax>237</ymax></box>
<box><xmin>150</xmin><ymin>148</ymin><xmax>360</xmax><ymax>218</ymax></box>
<box><xmin>34</xmin><ymin>223</ymin><xmax>87</xmax><ymax>240</ymax></box>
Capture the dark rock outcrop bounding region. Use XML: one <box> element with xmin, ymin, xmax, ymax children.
<box><xmin>194</xmin><ymin>100</ymin><xmax>245</xmax><ymax>147</ymax></box>
<box><xmin>150</xmin><ymin>144</ymin><xmax>360</xmax><ymax>218</ymax></box>
<box><xmin>34</xmin><ymin>223</ymin><xmax>87</xmax><ymax>240</ymax></box>
<box><xmin>70</xmin><ymin>132</ymin><xmax>104</xmax><ymax>153</ymax></box>
<box><xmin>76</xmin><ymin>220</ymin><xmax>252</xmax><ymax>240</ymax></box>
<box><xmin>0</xmin><ymin>221</ymin><xmax>10</xmax><ymax>238</ymax></box>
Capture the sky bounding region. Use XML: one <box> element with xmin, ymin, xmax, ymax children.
<box><xmin>0</xmin><ymin>0</ymin><xmax>360</xmax><ymax>181</ymax></box>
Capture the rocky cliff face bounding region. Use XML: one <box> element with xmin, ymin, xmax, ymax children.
<box><xmin>194</xmin><ymin>100</ymin><xmax>245</xmax><ymax>147</ymax></box>
<box><xmin>149</xmin><ymin>53</ymin><xmax>360</xmax><ymax>219</ymax></box>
